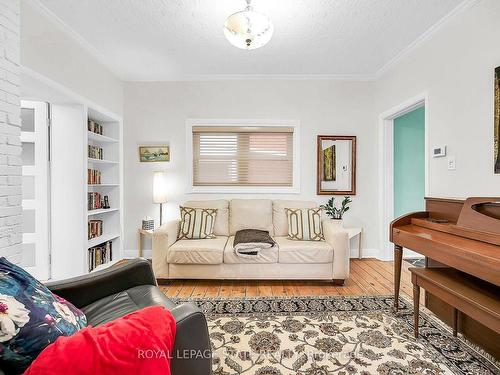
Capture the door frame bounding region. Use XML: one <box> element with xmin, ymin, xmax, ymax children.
<box><xmin>21</xmin><ymin>100</ymin><xmax>51</xmax><ymax>280</ymax></box>
<box><xmin>377</xmin><ymin>92</ymin><xmax>429</xmax><ymax>261</ymax></box>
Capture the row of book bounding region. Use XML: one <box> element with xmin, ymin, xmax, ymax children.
<box><xmin>88</xmin><ymin>119</ymin><xmax>103</xmax><ymax>135</ymax></box>
<box><xmin>88</xmin><ymin>145</ymin><xmax>103</xmax><ymax>160</ymax></box>
<box><xmin>88</xmin><ymin>169</ymin><xmax>101</xmax><ymax>185</ymax></box>
<box><xmin>88</xmin><ymin>241</ymin><xmax>112</xmax><ymax>272</ymax></box>
<box><xmin>88</xmin><ymin>192</ymin><xmax>103</xmax><ymax>210</ymax></box>
<box><xmin>88</xmin><ymin>219</ymin><xmax>103</xmax><ymax>240</ymax></box>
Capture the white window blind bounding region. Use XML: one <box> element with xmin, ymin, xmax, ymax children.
<box><xmin>193</xmin><ymin>126</ymin><xmax>294</xmax><ymax>187</ymax></box>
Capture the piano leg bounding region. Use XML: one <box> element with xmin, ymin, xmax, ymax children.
<box><xmin>413</xmin><ymin>283</ymin><xmax>420</xmax><ymax>338</ymax></box>
<box><xmin>393</xmin><ymin>244</ymin><xmax>403</xmax><ymax>311</ymax></box>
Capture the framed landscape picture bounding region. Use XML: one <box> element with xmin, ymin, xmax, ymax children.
<box><xmin>139</xmin><ymin>145</ymin><xmax>170</xmax><ymax>162</ymax></box>
<box><xmin>495</xmin><ymin>66</ymin><xmax>500</xmax><ymax>174</ymax></box>
<box><xmin>317</xmin><ymin>135</ymin><xmax>356</xmax><ymax>195</ymax></box>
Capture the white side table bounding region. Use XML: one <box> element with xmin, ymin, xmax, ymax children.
<box><xmin>138</xmin><ymin>229</ymin><xmax>154</xmax><ymax>257</ymax></box>
<box><xmin>344</xmin><ymin>227</ymin><xmax>363</xmax><ymax>259</ymax></box>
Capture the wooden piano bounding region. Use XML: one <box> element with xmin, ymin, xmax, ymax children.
<box><xmin>390</xmin><ymin>197</ymin><xmax>500</xmax><ymax>357</ymax></box>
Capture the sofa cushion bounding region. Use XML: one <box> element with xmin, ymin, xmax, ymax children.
<box><xmin>167</xmin><ymin>236</ymin><xmax>228</xmax><ymax>265</ymax></box>
<box><xmin>275</xmin><ymin>237</ymin><xmax>333</xmax><ymax>263</ymax></box>
<box><xmin>229</xmin><ymin>199</ymin><xmax>273</xmax><ymax>235</ymax></box>
<box><xmin>223</xmin><ymin>236</ymin><xmax>278</xmax><ymax>264</ymax></box>
<box><xmin>273</xmin><ymin>200</ymin><xmax>318</xmax><ymax>237</ymax></box>
<box><xmin>81</xmin><ymin>285</ymin><xmax>177</xmax><ymax>326</ymax></box>
<box><xmin>178</xmin><ymin>207</ymin><xmax>217</xmax><ymax>240</ymax></box>
<box><xmin>183</xmin><ymin>199</ymin><xmax>229</xmax><ymax>236</ymax></box>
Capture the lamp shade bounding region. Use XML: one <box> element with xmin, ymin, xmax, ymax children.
<box><xmin>152</xmin><ymin>171</ymin><xmax>167</xmax><ymax>204</ymax></box>
<box><xmin>223</xmin><ymin>2</ymin><xmax>273</xmax><ymax>50</ymax></box>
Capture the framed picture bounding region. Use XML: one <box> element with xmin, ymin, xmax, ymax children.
<box><xmin>139</xmin><ymin>145</ymin><xmax>170</xmax><ymax>162</ymax></box>
<box><xmin>317</xmin><ymin>135</ymin><xmax>356</xmax><ymax>195</ymax></box>
<box><xmin>495</xmin><ymin>66</ymin><xmax>500</xmax><ymax>174</ymax></box>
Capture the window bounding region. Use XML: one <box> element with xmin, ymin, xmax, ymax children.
<box><xmin>188</xmin><ymin>122</ymin><xmax>299</xmax><ymax>192</ymax></box>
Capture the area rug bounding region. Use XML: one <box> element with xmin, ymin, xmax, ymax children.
<box><xmin>173</xmin><ymin>295</ymin><xmax>499</xmax><ymax>375</ymax></box>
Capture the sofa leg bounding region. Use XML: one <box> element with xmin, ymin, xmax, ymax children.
<box><xmin>332</xmin><ymin>279</ymin><xmax>345</xmax><ymax>286</ymax></box>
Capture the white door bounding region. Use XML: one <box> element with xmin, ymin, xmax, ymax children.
<box><xmin>20</xmin><ymin>101</ymin><xmax>50</xmax><ymax>280</ymax></box>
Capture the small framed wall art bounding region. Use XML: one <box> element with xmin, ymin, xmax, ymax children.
<box><xmin>317</xmin><ymin>135</ymin><xmax>356</xmax><ymax>195</ymax></box>
<box><xmin>139</xmin><ymin>145</ymin><xmax>170</xmax><ymax>162</ymax></box>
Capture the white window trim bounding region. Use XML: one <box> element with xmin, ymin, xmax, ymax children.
<box><xmin>186</xmin><ymin>119</ymin><xmax>300</xmax><ymax>194</ymax></box>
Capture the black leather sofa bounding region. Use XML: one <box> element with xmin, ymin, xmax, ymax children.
<box><xmin>1</xmin><ymin>258</ymin><xmax>212</xmax><ymax>375</ymax></box>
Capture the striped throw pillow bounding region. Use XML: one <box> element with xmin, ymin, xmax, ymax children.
<box><xmin>178</xmin><ymin>207</ymin><xmax>218</xmax><ymax>240</ymax></box>
<box><xmin>285</xmin><ymin>207</ymin><xmax>324</xmax><ymax>241</ymax></box>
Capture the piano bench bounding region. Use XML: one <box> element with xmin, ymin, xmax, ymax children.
<box><xmin>409</xmin><ymin>267</ymin><xmax>500</xmax><ymax>339</ymax></box>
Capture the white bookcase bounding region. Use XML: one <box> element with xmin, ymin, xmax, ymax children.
<box><xmin>86</xmin><ymin>107</ymin><xmax>122</xmax><ymax>271</ymax></box>
<box><xmin>49</xmin><ymin>103</ymin><xmax>123</xmax><ymax>280</ymax></box>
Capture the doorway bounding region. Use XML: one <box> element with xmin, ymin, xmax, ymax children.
<box><xmin>20</xmin><ymin>100</ymin><xmax>51</xmax><ymax>280</ymax></box>
<box><xmin>393</xmin><ymin>107</ymin><xmax>425</xmax><ymax>218</ymax></box>
<box><xmin>378</xmin><ymin>93</ymin><xmax>429</xmax><ymax>260</ymax></box>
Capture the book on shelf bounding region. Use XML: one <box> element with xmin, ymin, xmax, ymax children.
<box><xmin>87</xmin><ymin>169</ymin><xmax>101</xmax><ymax>184</ymax></box>
<box><xmin>88</xmin><ymin>145</ymin><xmax>103</xmax><ymax>160</ymax></box>
<box><xmin>88</xmin><ymin>241</ymin><xmax>112</xmax><ymax>272</ymax></box>
<box><xmin>88</xmin><ymin>219</ymin><xmax>103</xmax><ymax>240</ymax></box>
<box><xmin>88</xmin><ymin>192</ymin><xmax>102</xmax><ymax>210</ymax></box>
<box><xmin>88</xmin><ymin>119</ymin><xmax>103</xmax><ymax>135</ymax></box>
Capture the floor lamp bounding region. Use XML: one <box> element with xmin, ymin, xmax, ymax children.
<box><xmin>153</xmin><ymin>171</ymin><xmax>167</xmax><ymax>226</ymax></box>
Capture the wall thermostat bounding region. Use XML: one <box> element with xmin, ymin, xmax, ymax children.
<box><xmin>432</xmin><ymin>146</ymin><xmax>446</xmax><ymax>158</ymax></box>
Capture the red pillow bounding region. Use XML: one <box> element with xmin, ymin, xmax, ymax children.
<box><xmin>24</xmin><ymin>306</ymin><xmax>176</xmax><ymax>375</ymax></box>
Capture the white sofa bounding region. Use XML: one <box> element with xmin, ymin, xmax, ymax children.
<box><xmin>152</xmin><ymin>199</ymin><xmax>350</xmax><ymax>284</ymax></box>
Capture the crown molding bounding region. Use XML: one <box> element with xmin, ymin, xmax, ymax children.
<box><xmin>136</xmin><ymin>73</ymin><xmax>378</xmax><ymax>82</ymax></box>
<box><xmin>25</xmin><ymin>0</ymin><xmax>124</xmax><ymax>80</ymax></box>
<box><xmin>375</xmin><ymin>0</ymin><xmax>482</xmax><ymax>79</ymax></box>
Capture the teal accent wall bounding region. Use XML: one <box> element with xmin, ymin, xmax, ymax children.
<box><xmin>394</xmin><ymin>106</ymin><xmax>425</xmax><ymax>218</ymax></box>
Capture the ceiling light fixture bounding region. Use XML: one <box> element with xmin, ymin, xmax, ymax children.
<box><xmin>223</xmin><ymin>0</ymin><xmax>274</xmax><ymax>50</ymax></box>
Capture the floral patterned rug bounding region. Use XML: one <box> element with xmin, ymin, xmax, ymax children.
<box><xmin>173</xmin><ymin>295</ymin><xmax>500</xmax><ymax>375</ymax></box>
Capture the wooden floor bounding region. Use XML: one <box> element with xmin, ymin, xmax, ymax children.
<box><xmin>159</xmin><ymin>259</ymin><xmax>417</xmax><ymax>300</ymax></box>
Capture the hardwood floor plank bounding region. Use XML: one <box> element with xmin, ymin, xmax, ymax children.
<box><xmin>191</xmin><ymin>281</ymin><xmax>209</xmax><ymax>298</ymax></box>
<box><xmin>349</xmin><ymin>266</ymin><xmax>380</xmax><ymax>295</ymax></box>
<box><xmin>163</xmin><ymin>281</ymin><xmax>182</xmax><ymax>298</ymax></box>
<box><xmin>257</xmin><ymin>282</ymin><xmax>273</xmax><ymax>297</ymax></box>
<box><xmin>246</xmin><ymin>281</ymin><xmax>260</xmax><ymax>297</ymax></box>
<box><xmin>231</xmin><ymin>281</ymin><xmax>247</xmax><ymax>298</ymax></box>
<box><xmin>218</xmin><ymin>281</ymin><xmax>233</xmax><ymax>297</ymax></box>
<box><xmin>270</xmin><ymin>281</ymin><xmax>288</xmax><ymax>297</ymax></box>
<box><xmin>352</xmin><ymin>261</ymin><xmax>393</xmax><ymax>295</ymax></box>
<box><xmin>204</xmin><ymin>281</ymin><xmax>221</xmax><ymax>298</ymax></box>
<box><xmin>177</xmin><ymin>280</ymin><xmax>198</xmax><ymax>298</ymax></box>
<box><xmin>159</xmin><ymin>260</ymin><xmax>418</xmax><ymax>299</ymax></box>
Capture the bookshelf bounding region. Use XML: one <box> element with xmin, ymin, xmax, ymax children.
<box><xmin>86</xmin><ymin>107</ymin><xmax>122</xmax><ymax>272</ymax></box>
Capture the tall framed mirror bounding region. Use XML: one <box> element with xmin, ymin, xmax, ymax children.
<box><xmin>317</xmin><ymin>135</ymin><xmax>356</xmax><ymax>195</ymax></box>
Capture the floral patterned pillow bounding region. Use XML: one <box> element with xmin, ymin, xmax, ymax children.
<box><xmin>0</xmin><ymin>257</ymin><xmax>87</xmax><ymax>373</ymax></box>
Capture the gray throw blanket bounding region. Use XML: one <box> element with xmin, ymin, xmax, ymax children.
<box><xmin>233</xmin><ymin>229</ymin><xmax>276</xmax><ymax>258</ymax></box>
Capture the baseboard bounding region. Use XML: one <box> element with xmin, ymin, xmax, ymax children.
<box><xmin>123</xmin><ymin>249</ymin><xmax>151</xmax><ymax>259</ymax></box>
<box><xmin>350</xmin><ymin>248</ymin><xmax>380</xmax><ymax>259</ymax></box>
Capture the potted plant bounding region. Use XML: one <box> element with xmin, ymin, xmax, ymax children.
<box><xmin>320</xmin><ymin>196</ymin><xmax>352</xmax><ymax>226</ymax></box>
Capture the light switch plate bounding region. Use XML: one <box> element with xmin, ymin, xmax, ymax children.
<box><xmin>447</xmin><ymin>156</ymin><xmax>456</xmax><ymax>170</ymax></box>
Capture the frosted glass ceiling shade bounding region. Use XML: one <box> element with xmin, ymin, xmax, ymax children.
<box><xmin>223</xmin><ymin>1</ymin><xmax>273</xmax><ymax>50</ymax></box>
<box><xmin>153</xmin><ymin>171</ymin><xmax>167</xmax><ymax>204</ymax></box>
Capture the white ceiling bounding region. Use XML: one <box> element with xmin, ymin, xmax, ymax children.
<box><xmin>34</xmin><ymin>0</ymin><xmax>466</xmax><ymax>81</ymax></box>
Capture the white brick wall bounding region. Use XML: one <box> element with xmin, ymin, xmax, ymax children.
<box><xmin>0</xmin><ymin>0</ymin><xmax>22</xmax><ymax>263</ymax></box>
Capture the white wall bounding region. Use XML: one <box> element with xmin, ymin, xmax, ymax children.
<box><xmin>0</xmin><ymin>0</ymin><xmax>22</xmax><ymax>263</ymax></box>
<box><xmin>20</xmin><ymin>1</ymin><xmax>123</xmax><ymax>116</ymax></box>
<box><xmin>123</xmin><ymin>80</ymin><xmax>377</xmax><ymax>256</ymax></box>
<box><xmin>375</xmin><ymin>0</ymin><xmax>500</xmax><ymax>198</ymax></box>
